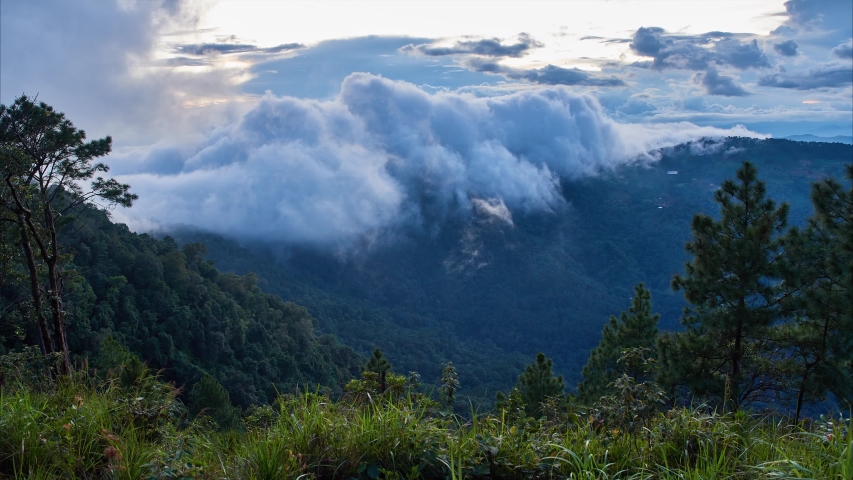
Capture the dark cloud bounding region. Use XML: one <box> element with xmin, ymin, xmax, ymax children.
<box><xmin>783</xmin><ymin>0</ymin><xmax>853</xmax><ymax>33</ymax></box>
<box><xmin>694</xmin><ymin>69</ymin><xmax>750</xmax><ymax>96</ymax></box>
<box><xmin>579</xmin><ymin>36</ymin><xmax>604</xmax><ymax>41</ymax></box>
<box><xmin>629</xmin><ymin>27</ymin><xmax>770</xmax><ymax>71</ymax></box>
<box><xmin>774</xmin><ymin>0</ymin><xmax>853</xmax><ymax>48</ymax></box>
<box><xmin>175</xmin><ymin>42</ymin><xmax>303</xmax><ymax>56</ymax></box>
<box><xmin>630</xmin><ymin>27</ymin><xmax>667</xmax><ymax>57</ymax></box>
<box><xmin>833</xmin><ymin>39</ymin><xmax>853</xmax><ymax>59</ymax></box>
<box><xmin>758</xmin><ymin>64</ymin><xmax>853</xmax><ymax>89</ymax></box>
<box><xmin>118</xmin><ymin>74</ymin><xmax>759</xmax><ymax>246</ymax></box>
<box><xmin>400</xmin><ymin>33</ymin><xmax>542</xmax><ymax>58</ymax></box>
<box><xmin>464</xmin><ymin>58</ymin><xmax>626</xmax><ymax>86</ymax></box>
<box><xmin>774</xmin><ymin>40</ymin><xmax>799</xmax><ymax>56</ymax></box>
<box><xmin>159</xmin><ymin>56</ymin><xmax>210</xmax><ymax>67</ymax></box>
<box><xmin>715</xmin><ymin>39</ymin><xmax>771</xmax><ymax>69</ymax></box>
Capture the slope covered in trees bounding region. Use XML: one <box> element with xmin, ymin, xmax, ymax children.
<box><xmin>1</xmin><ymin>203</ymin><xmax>362</xmax><ymax>407</ymax></box>
<box><xmin>176</xmin><ymin>137</ymin><xmax>852</xmax><ymax>397</ymax></box>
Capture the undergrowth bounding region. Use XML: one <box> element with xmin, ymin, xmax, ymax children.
<box><xmin>0</xmin><ymin>361</ymin><xmax>848</xmax><ymax>479</ymax></box>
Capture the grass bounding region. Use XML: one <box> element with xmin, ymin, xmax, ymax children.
<box><xmin>0</xmin><ymin>371</ymin><xmax>848</xmax><ymax>479</ymax></box>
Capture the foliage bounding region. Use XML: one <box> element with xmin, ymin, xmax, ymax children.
<box><xmin>578</xmin><ymin>283</ymin><xmax>660</xmax><ymax>404</ymax></box>
<box><xmin>778</xmin><ymin>163</ymin><xmax>853</xmax><ymax>420</ymax></box>
<box><xmin>0</xmin><ymin>95</ymin><xmax>135</xmax><ymax>374</ymax></box>
<box><xmin>591</xmin><ymin>348</ymin><xmax>667</xmax><ymax>441</ymax></box>
<box><xmin>189</xmin><ymin>374</ymin><xmax>241</xmax><ymax>431</ymax></box>
<box><xmin>363</xmin><ymin>348</ymin><xmax>392</xmax><ymax>393</ymax></box>
<box><xmin>513</xmin><ymin>352</ymin><xmax>565</xmax><ymax>418</ymax></box>
<box><xmin>2</xmin><ymin>365</ymin><xmax>852</xmax><ymax>479</ymax></box>
<box><xmin>0</xmin><ymin>206</ymin><xmax>362</xmax><ymax>416</ymax></box>
<box><xmin>660</xmin><ymin>161</ymin><xmax>790</xmax><ymax>410</ymax></box>
<box><xmin>440</xmin><ymin>362</ymin><xmax>460</xmax><ymax>409</ymax></box>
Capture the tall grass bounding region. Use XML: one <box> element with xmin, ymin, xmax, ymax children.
<box><xmin>0</xmin><ymin>372</ymin><xmax>846</xmax><ymax>479</ymax></box>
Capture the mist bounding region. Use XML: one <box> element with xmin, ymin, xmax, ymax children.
<box><xmin>116</xmin><ymin>73</ymin><xmax>765</xmax><ymax>247</ymax></box>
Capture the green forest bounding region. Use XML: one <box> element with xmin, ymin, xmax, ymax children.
<box><xmin>1</xmin><ymin>96</ymin><xmax>851</xmax><ymax>479</ymax></box>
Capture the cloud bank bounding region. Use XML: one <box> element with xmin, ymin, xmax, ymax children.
<box><xmin>117</xmin><ymin>74</ymin><xmax>765</xmax><ymax>247</ymax></box>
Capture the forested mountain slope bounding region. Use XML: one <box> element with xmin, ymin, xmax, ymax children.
<box><xmin>173</xmin><ymin>137</ymin><xmax>852</xmax><ymax>397</ymax></box>
<box><xmin>1</xmin><ymin>206</ymin><xmax>362</xmax><ymax>407</ymax></box>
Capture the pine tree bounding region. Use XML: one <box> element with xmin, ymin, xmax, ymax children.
<box><xmin>439</xmin><ymin>362</ymin><xmax>460</xmax><ymax>409</ymax></box>
<box><xmin>577</xmin><ymin>283</ymin><xmax>660</xmax><ymax>404</ymax></box>
<box><xmin>778</xmin><ymin>163</ymin><xmax>853</xmax><ymax>420</ymax></box>
<box><xmin>516</xmin><ymin>352</ymin><xmax>565</xmax><ymax>417</ymax></box>
<box><xmin>363</xmin><ymin>348</ymin><xmax>392</xmax><ymax>393</ymax></box>
<box><xmin>189</xmin><ymin>374</ymin><xmax>241</xmax><ymax>430</ymax></box>
<box><xmin>0</xmin><ymin>96</ymin><xmax>135</xmax><ymax>374</ymax></box>
<box><xmin>659</xmin><ymin>162</ymin><xmax>789</xmax><ymax>411</ymax></box>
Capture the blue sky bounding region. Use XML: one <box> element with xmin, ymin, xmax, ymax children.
<box><xmin>1</xmin><ymin>0</ymin><xmax>851</xmax><ymax>246</ymax></box>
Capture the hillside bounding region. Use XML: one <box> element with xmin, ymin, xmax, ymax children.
<box><xmin>172</xmin><ymin>137</ymin><xmax>852</xmax><ymax>397</ymax></box>
<box><xmin>0</xmin><ymin>206</ymin><xmax>362</xmax><ymax>408</ymax></box>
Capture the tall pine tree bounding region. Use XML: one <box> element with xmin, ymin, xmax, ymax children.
<box><xmin>659</xmin><ymin>162</ymin><xmax>789</xmax><ymax>410</ymax></box>
<box><xmin>363</xmin><ymin>348</ymin><xmax>392</xmax><ymax>393</ymax></box>
<box><xmin>778</xmin><ymin>163</ymin><xmax>853</xmax><ymax>420</ymax></box>
<box><xmin>516</xmin><ymin>352</ymin><xmax>564</xmax><ymax>417</ymax></box>
<box><xmin>577</xmin><ymin>282</ymin><xmax>660</xmax><ymax>404</ymax></box>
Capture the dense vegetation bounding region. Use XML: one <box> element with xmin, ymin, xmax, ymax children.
<box><xmin>1</xmin><ymin>361</ymin><xmax>851</xmax><ymax>479</ymax></box>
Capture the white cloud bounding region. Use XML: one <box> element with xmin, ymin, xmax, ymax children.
<box><xmin>115</xmin><ymin>74</ymin><xmax>765</xmax><ymax>247</ymax></box>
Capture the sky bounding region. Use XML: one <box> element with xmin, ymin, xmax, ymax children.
<box><xmin>1</xmin><ymin>0</ymin><xmax>852</xmax><ymax>248</ymax></box>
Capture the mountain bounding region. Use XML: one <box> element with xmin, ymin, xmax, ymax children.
<box><xmin>0</xmin><ymin>206</ymin><xmax>362</xmax><ymax>408</ymax></box>
<box><xmin>170</xmin><ymin>137</ymin><xmax>852</xmax><ymax>398</ymax></box>
<box><xmin>784</xmin><ymin>134</ymin><xmax>853</xmax><ymax>145</ymax></box>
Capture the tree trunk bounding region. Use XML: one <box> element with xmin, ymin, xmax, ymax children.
<box><xmin>43</xmin><ymin>202</ymin><xmax>70</xmax><ymax>375</ymax></box>
<box><xmin>16</xmin><ymin>212</ymin><xmax>53</xmax><ymax>355</ymax></box>
<box><xmin>6</xmin><ymin>176</ymin><xmax>54</xmax><ymax>355</ymax></box>
<box><xmin>794</xmin><ymin>369</ymin><xmax>809</xmax><ymax>424</ymax></box>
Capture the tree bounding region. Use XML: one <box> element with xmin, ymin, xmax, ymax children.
<box><xmin>439</xmin><ymin>362</ymin><xmax>460</xmax><ymax>409</ymax></box>
<box><xmin>659</xmin><ymin>162</ymin><xmax>789</xmax><ymax>410</ymax></box>
<box><xmin>778</xmin><ymin>163</ymin><xmax>853</xmax><ymax>420</ymax></box>
<box><xmin>578</xmin><ymin>283</ymin><xmax>660</xmax><ymax>404</ymax></box>
<box><xmin>189</xmin><ymin>374</ymin><xmax>241</xmax><ymax>430</ymax></box>
<box><xmin>363</xmin><ymin>348</ymin><xmax>392</xmax><ymax>393</ymax></box>
<box><xmin>515</xmin><ymin>352</ymin><xmax>565</xmax><ymax>417</ymax></box>
<box><xmin>0</xmin><ymin>95</ymin><xmax>135</xmax><ymax>373</ymax></box>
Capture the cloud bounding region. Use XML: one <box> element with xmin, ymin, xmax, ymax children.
<box><xmin>471</xmin><ymin>198</ymin><xmax>513</xmax><ymax>226</ymax></box>
<box><xmin>758</xmin><ymin>63</ymin><xmax>853</xmax><ymax>89</ymax></box>
<box><xmin>616</xmin><ymin>98</ymin><xmax>657</xmax><ymax>116</ymax></box>
<box><xmin>400</xmin><ymin>33</ymin><xmax>542</xmax><ymax>58</ymax></box>
<box><xmin>832</xmin><ymin>39</ymin><xmax>853</xmax><ymax>59</ymax></box>
<box><xmin>401</xmin><ymin>33</ymin><xmax>625</xmax><ymax>89</ymax></box>
<box><xmin>781</xmin><ymin>0</ymin><xmax>853</xmax><ymax>36</ymax></box>
<box><xmin>773</xmin><ymin>40</ymin><xmax>799</xmax><ymax>56</ymax></box>
<box><xmin>117</xmin><ymin>74</ymin><xmax>765</xmax><ymax>247</ymax></box>
<box><xmin>175</xmin><ymin>42</ymin><xmax>303</xmax><ymax>56</ymax></box>
<box><xmin>464</xmin><ymin>58</ymin><xmax>626</xmax><ymax>86</ymax></box>
<box><xmin>0</xmin><ymin>0</ymin><xmax>247</xmax><ymax>146</ymax></box>
<box><xmin>629</xmin><ymin>27</ymin><xmax>770</xmax><ymax>71</ymax></box>
<box><xmin>694</xmin><ymin>68</ymin><xmax>751</xmax><ymax>96</ymax></box>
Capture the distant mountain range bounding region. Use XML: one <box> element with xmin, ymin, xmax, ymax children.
<box><xmin>784</xmin><ymin>134</ymin><xmax>853</xmax><ymax>144</ymax></box>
